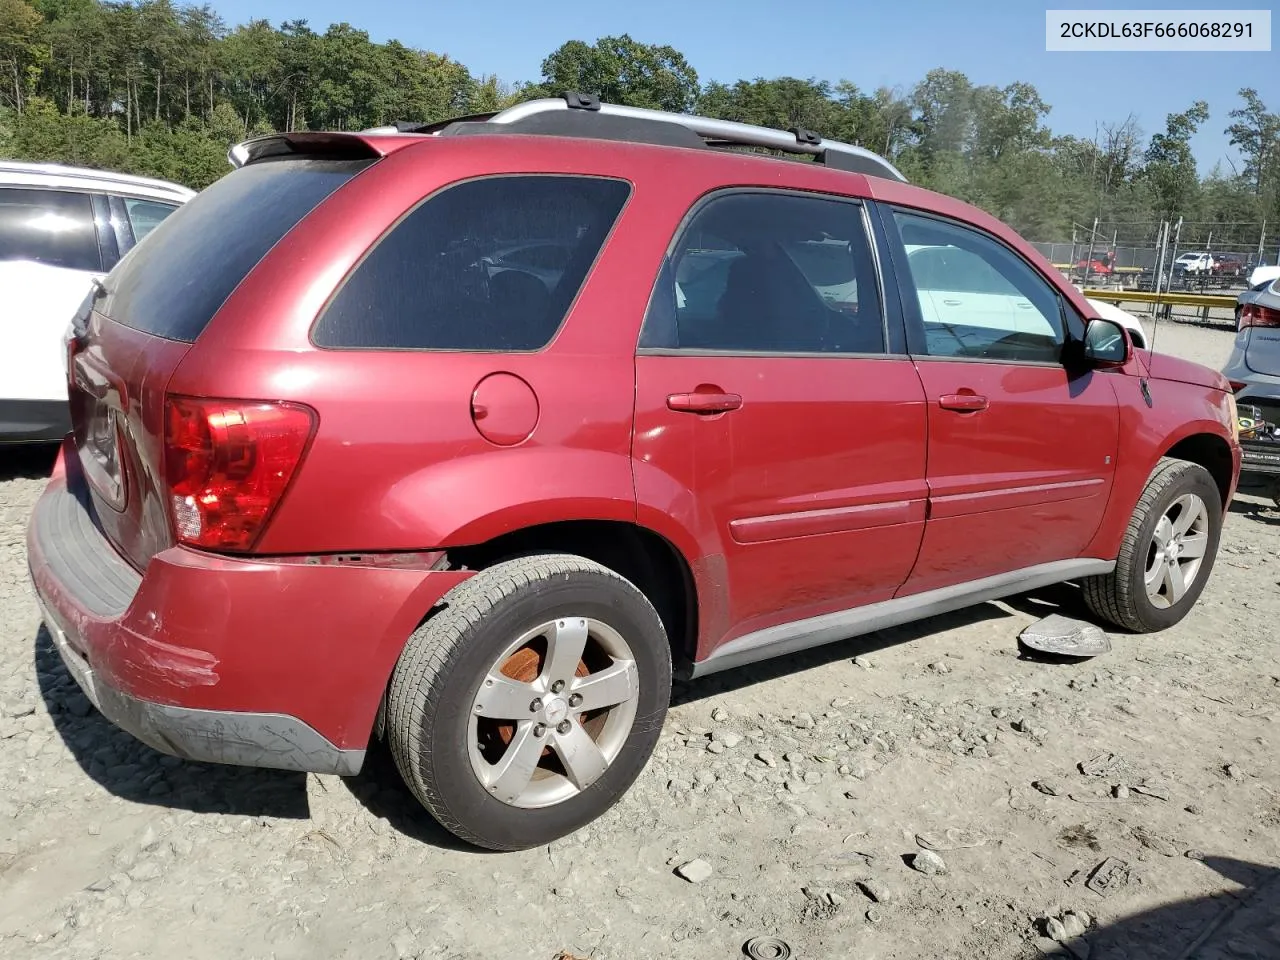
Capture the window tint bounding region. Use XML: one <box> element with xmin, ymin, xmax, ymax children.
<box><xmin>894</xmin><ymin>211</ymin><xmax>1064</xmax><ymax>363</ymax></box>
<box><xmin>0</xmin><ymin>188</ymin><xmax>100</xmax><ymax>272</ymax></box>
<box><xmin>313</xmin><ymin>176</ymin><xmax>630</xmax><ymax>351</ymax></box>
<box><xmin>122</xmin><ymin>197</ymin><xmax>179</xmax><ymax>242</ymax></box>
<box><xmin>98</xmin><ymin>158</ymin><xmax>369</xmax><ymax>342</ymax></box>
<box><xmin>641</xmin><ymin>192</ymin><xmax>884</xmax><ymax>354</ymax></box>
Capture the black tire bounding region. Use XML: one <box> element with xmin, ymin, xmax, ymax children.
<box><xmin>1082</xmin><ymin>458</ymin><xmax>1223</xmax><ymax>633</ymax></box>
<box><xmin>385</xmin><ymin>555</ymin><xmax>671</xmax><ymax>851</ymax></box>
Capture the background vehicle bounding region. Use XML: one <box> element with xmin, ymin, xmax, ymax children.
<box><xmin>1211</xmin><ymin>254</ymin><xmax>1247</xmax><ymax>279</ymax></box>
<box><xmin>1248</xmin><ymin>262</ymin><xmax>1280</xmax><ymax>289</ymax></box>
<box><xmin>1173</xmin><ymin>251</ymin><xmax>1216</xmax><ymax>276</ymax></box>
<box><xmin>0</xmin><ymin>162</ymin><xmax>193</xmax><ymax>443</ymax></box>
<box><xmin>1225</xmin><ymin>278</ymin><xmax>1280</xmax><ymax>503</ymax></box>
<box><xmin>27</xmin><ymin>96</ymin><xmax>1239</xmax><ymax>853</ymax></box>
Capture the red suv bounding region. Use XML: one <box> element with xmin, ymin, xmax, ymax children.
<box><xmin>28</xmin><ymin>95</ymin><xmax>1241</xmax><ymax>851</ymax></box>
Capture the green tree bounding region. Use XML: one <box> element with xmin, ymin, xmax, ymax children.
<box><xmin>1143</xmin><ymin>100</ymin><xmax>1209</xmax><ymax>220</ymax></box>
<box><xmin>0</xmin><ymin>0</ymin><xmax>44</xmax><ymax>113</ymax></box>
<box><xmin>537</xmin><ymin>34</ymin><xmax>698</xmax><ymax>113</ymax></box>
<box><xmin>1226</xmin><ymin>88</ymin><xmax>1279</xmax><ymax>199</ymax></box>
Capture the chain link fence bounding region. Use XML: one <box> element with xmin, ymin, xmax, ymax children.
<box><xmin>1029</xmin><ymin>221</ymin><xmax>1279</xmax><ymax>292</ymax></box>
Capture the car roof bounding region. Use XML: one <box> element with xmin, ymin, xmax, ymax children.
<box><xmin>0</xmin><ymin>160</ymin><xmax>196</xmax><ymax>202</ymax></box>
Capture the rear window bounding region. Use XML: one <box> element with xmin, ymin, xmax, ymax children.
<box><xmin>312</xmin><ymin>175</ymin><xmax>631</xmax><ymax>351</ymax></box>
<box><xmin>0</xmin><ymin>187</ymin><xmax>100</xmax><ymax>272</ymax></box>
<box><xmin>98</xmin><ymin>158</ymin><xmax>370</xmax><ymax>342</ymax></box>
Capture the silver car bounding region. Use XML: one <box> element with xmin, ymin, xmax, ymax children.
<box><xmin>1224</xmin><ymin>277</ymin><xmax>1280</xmax><ymax>502</ymax></box>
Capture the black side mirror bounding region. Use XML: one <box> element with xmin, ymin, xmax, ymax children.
<box><xmin>1082</xmin><ymin>317</ymin><xmax>1131</xmax><ymax>368</ymax></box>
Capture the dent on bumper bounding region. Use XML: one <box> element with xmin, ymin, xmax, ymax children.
<box><xmin>39</xmin><ymin>591</ymin><xmax>365</xmax><ymax>776</ymax></box>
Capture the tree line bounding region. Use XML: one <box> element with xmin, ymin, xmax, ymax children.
<box><xmin>1</xmin><ymin>0</ymin><xmax>1278</xmax><ymax>250</ymax></box>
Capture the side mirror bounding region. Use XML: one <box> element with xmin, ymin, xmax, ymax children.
<box><xmin>1082</xmin><ymin>317</ymin><xmax>1131</xmax><ymax>368</ymax></box>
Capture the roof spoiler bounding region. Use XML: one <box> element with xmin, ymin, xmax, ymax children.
<box><xmin>227</xmin><ymin>132</ymin><xmax>391</xmax><ymax>169</ymax></box>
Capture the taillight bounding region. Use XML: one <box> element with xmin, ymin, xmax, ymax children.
<box><xmin>1229</xmin><ymin>380</ymin><xmax>1248</xmax><ymax>392</ymax></box>
<box><xmin>163</xmin><ymin>396</ymin><xmax>316</xmax><ymax>551</ymax></box>
<box><xmin>1240</xmin><ymin>304</ymin><xmax>1280</xmax><ymax>329</ymax></box>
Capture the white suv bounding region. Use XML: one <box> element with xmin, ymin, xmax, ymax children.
<box><xmin>1173</xmin><ymin>252</ymin><xmax>1216</xmax><ymax>275</ymax></box>
<box><xmin>0</xmin><ymin>161</ymin><xmax>194</xmax><ymax>443</ymax></box>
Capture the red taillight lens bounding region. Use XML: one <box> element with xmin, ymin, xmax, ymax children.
<box><xmin>1229</xmin><ymin>380</ymin><xmax>1248</xmax><ymax>392</ymax></box>
<box><xmin>163</xmin><ymin>396</ymin><xmax>316</xmax><ymax>551</ymax></box>
<box><xmin>1240</xmin><ymin>304</ymin><xmax>1280</xmax><ymax>330</ymax></box>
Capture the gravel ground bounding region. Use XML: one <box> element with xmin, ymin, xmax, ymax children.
<box><xmin>2</xmin><ymin>317</ymin><xmax>1278</xmax><ymax>960</ymax></box>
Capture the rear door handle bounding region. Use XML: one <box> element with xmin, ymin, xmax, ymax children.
<box><xmin>667</xmin><ymin>392</ymin><xmax>743</xmax><ymax>414</ymax></box>
<box><xmin>939</xmin><ymin>393</ymin><xmax>988</xmax><ymax>412</ymax></box>
<box><xmin>942</xmin><ymin>299</ymin><xmax>962</xmax><ymax>306</ymax></box>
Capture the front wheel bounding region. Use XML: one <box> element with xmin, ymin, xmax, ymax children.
<box><xmin>385</xmin><ymin>555</ymin><xmax>672</xmax><ymax>851</ymax></box>
<box><xmin>1082</xmin><ymin>458</ymin><xmax>1223</xmax><ymax>633</ymax></box>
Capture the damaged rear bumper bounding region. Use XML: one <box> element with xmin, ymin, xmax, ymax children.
<box><xmin>36</xmin><ymin>589</ymin><xmax>363</xmax><ymax>775</ymax></box>
<box><xmin>26</xmin><ymin>443</ymin><xmax>472</xmax><ymax>776</ymax></box>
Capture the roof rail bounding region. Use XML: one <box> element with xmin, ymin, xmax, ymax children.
<box><xmin>362</xmin><ymin>93</ymin><xmax>909</xmax><ymax>183</ymax></box>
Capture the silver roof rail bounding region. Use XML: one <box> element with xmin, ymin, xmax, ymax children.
<box><xmin>360</xmin><ymin>93</ymin><xmax>908</xmax><ymax>183</ymax></box>
<box><xmin>484</xmin><ymin>96</ymin><xmax>908</xmax><ymax>182</ymax></box>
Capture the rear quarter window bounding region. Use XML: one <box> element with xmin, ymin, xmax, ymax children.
<box><xmin>312</xmin><ymin>175</ymin><xmax>631</xmax><ymax>352</ymax></box>
<box><xmin>121</xmin><ymin>197</ymin><xmax>180</xmax><ymax>242</ymax></box>
<box><xmin>98</xmin><ymin>158</ymin><xmax>371</xmax><ymax>343</ymax></box>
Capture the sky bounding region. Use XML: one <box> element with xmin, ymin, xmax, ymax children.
<box><xmin>210</xmin><ymin>0</ymin><xmax>1278</xmax><ymax>174</ymax></box>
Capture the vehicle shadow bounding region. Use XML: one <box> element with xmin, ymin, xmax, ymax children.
<box><xmin>34</xmin><ymin>624</ymin><xmax>311</xmax><ymax>819</ymax></box>
<box><xmin>339</xmin><ymin>739</ymin><xmax>489</xmax><ymax>853</ymax></box>
<box><xmin>0</xmin><ymin>444</ymin><xmax>58</xmax><ymax>482</ymax></box>
<box><xmin>1053</xmin><ymin>856</ymin><xmax>1280</xmax><ymax>960</ymax></box>
<box><xmin>671</xmin><ymin>587</ymin><xmax>1086</xmax><ymax>707</ymax></box>
<box><xmin>1229</xmin><ymin>490</ymin><xmax>1280</xmax><ymax>525</ymax></box>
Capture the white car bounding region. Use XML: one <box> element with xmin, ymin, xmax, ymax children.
<box><xmin>1248</xmin><ymin>263</ymin><xmax>1280</xmax><ymax>289</ymax></box>
<box><xmin>1</xmin><ymin>161</ymin><xmax>194</xmax><ymax>443</ymax></box>
<box><xmin>1173</xmin><ymin>252</ymin><xmax>1216</xmax><ymax>275</ymax></box>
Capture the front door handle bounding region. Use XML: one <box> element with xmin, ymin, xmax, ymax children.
<box><xmin>939</xmin><ymin>393</ymin><xmax>988</xmax><ymax>412</ymax></box>
<box><xmin>667</xmin><ymin>392</ymin><xmax>743</xmax><ymax>414</ymax></box>
<box><xmin>942</xmin><ymin>299</ymin><xmax>962</xmax><ymax>306</ymax></box>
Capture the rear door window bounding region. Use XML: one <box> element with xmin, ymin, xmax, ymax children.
<box><xmin>97</xmin><ymin>158</ymin><xmax>370</xmax><ymax>343</ymax></box>
<box><xmin>640</xmin><ymin>190</ymin><xmax>885</xmax><ymax>354</ymax></box>
<box><xmin>312</xmin><ymin>175</ymin><xmax>631</xmax><ymax>351</ymax></box>
<box><xmin>0</xmin><ymin>187</ymin><xmax>101</xmax><ymax>272</ymax></box>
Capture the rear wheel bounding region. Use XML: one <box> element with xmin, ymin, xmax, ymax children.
<box><xmin>386</xmin><ymin>555</ymin><xmax>671</xmax><ymax>851</ymax></box>
<box><xmin>1082</xmin><ymin>458</ymin><xmax>1223</xmax><ymax>632</ymax></box>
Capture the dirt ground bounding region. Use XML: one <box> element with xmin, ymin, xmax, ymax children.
<box><xmin>2</xmin><ymin>316</ymin><xmax>1277</xmax><ymax>960</ymax></box>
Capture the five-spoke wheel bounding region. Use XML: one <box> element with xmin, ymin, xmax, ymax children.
<box><xmin>386</xmin><ymin>555</ymin><xmax>671</xmax><ymax>851</ymax></box>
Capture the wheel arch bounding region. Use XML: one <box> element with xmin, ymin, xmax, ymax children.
<box><xmin>444</xmin><ymin>518</ymin><xmax>700</xmax><ymax>672</ymax></box>
<box><xmin>1084</xmin><ymin>417</ymin><xmax>1237</xmax><ymax>562</ymax></box>
<box><xmin>1162</xmin><ymin>431</ymin><xmax>1236</xmax><ymax>508</ymax></box>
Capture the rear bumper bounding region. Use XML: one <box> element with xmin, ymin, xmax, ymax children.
<box><xmin>27</xmin><ymin>443</ymin><xmax>473</xmax><ymax>774</ymax></box>
<box><xmin>35</xmin><ymin>589</ymin><xmax>366</xmax><ymax>774</ymax></box>
<box><xmin>0</xmin><ymin>398</ymin><xmax>70</xmax><ymax>443</ymax></box>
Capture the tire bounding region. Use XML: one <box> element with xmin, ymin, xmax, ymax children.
<box><xmin>1082</xmin><ymin>458</ymin><xmax>1223</xmax><ymax>633</ymax></box>
<box><xmin>385</xmin><ymin>555</ymin><xmax>672</xmax><ymax>851</ymax></box>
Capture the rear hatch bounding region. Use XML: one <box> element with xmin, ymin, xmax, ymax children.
<box><xmin>1245</xmin><ymin>326</ymin><xmax>1280</xmax><ymax>376</ymax></box>
<box><xmin>69</xmin><ymin>156</ymin><xmax>372</xmax><ymax>572</ymax></box>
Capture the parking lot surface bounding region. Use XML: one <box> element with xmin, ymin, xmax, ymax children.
<box><xmin>2</xmin><ymin>318</ymin><xmax>1277</xmax><ymax>960</ymax></box>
